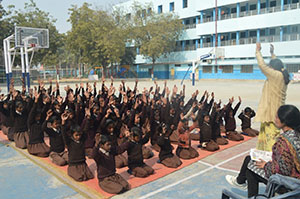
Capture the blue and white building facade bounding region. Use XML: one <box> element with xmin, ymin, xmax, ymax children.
<box><xmin>117</xmin><ymin>0</ymin><xmax>300</xmax><ymax>80</ymax></box>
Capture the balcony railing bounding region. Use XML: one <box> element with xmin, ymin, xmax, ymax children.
<box><xmin>282</xmin><ymin>34</ymin><xmax>300</xmax><ymax>41</ymax></box>
<box><xmin>201</xmin><ymin>3</ymin><xmax>299</xmax><ymax>23</ymax></box>
<box><xmin>260</xmin><ymin>35</ymin><xmax>281</xmax><ymax>43</ymax></box>
<box><xmin>184</xmin><ymin>23</ymin><xmax>197</xmax><ymax>29</ymax></box>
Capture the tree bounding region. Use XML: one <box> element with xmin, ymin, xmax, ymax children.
<box><xmin>126</xmin><ymin>2</ymin><xmax>184</xmax><ymax>78</ymax></box>
<box><xmin>0</xmin><ymin>4</ymin><xmax>14</xmax><ymax>52</ymax></box>
<box><xmin>67</xmin><ymin>3</ymin><xmax>130</xmax><ymax>77</ymax></box>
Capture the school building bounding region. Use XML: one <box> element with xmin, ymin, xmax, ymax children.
<box><xmin>116</xmin><ymin>0</ymin><xmax>300</xmax><ymax>80</ymax></box>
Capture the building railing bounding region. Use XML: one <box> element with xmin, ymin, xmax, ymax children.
<box><xmin>201</xmin><ymin>3</ymin><xmax>299</xmax><ymax>23</ymax></box>
<box><xmin>202</xmin><ymin>42</ymin><xmax>212</xmax><ymax>48</ymax></box>
<box><xmin>185</xmin><ymin>23</ymin><xmax>197</xmax><ymax>29</ymax></box>
<box><xmin>282</xmin><ymin>33</ymin><xmax>300</xmax><ymax>41</ymax></box>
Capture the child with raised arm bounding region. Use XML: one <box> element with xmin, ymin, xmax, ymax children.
<box><xmin>92</xmin><ymin>134</ymin><xmax>130</xmax><ymax>194</ymax></box>
<box><xmin>61</xmin><ymin>111</ymin><xmax>94</xmax><ymax>182</ymax></box>
<box><xmin>224</xmin><ymin>97</ymin><xmax>244</xmax><ymax>141</ymax></box>
<box><xmin>238</xmin><ymin>107</ymin><xmax>259</xmax><ymax>137</ymax></box>
<box><xmin>127</xmin><ymin>126</ymin><xmax>154</xmax><ymax>178</ymax></box>
<box><xmin>157</xmin><ymin>123</ymin><xmax>182</xmax><ymax>168</ymax></box>
<box><xmin>27</xmin><ymin>91</ymin><xmax>50</xmax><ymax>157</ymax></box>
<box><xmin>42</xmin><ymin>110</ymin><xmax>68</xmax><ymax>166</ymax></box>
<box><xmin>176</xmin><ymin>117</ymin><xmax>199</xmax><ymax>160</ymax></box>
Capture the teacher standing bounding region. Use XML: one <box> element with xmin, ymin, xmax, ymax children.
<box><xmin>255</xmin><ymin>43</ymin><xmax>290</xmax><ymax>151</ymax></box>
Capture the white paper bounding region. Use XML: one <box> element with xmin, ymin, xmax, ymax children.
<box><xmin>250</xmin><ymin>148</ymin><xmax>272</xmax><ymax>162</ymax></box>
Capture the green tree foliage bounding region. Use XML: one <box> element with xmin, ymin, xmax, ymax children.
<box><xmin>127</xmin><ymin>2</ymin><xmax>184</xmax><ymax>77</ymax></box>
<box><xmin>0</xmin><ymin>3</ymin><xmax>14</xmax><ymax>52</ymax></box>
<box><xmin>67</xmin><ymin>3</ymin><xmax>129</xmax><ymax>74</ymax></box>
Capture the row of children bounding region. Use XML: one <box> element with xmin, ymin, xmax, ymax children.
<box><xmin>0</xmin><ymin>78</ymin><xmax>258</xmax><ymax>194</ymax></box>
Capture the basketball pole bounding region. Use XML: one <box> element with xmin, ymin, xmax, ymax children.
<box><xmin>3</xmin><ymin>39</ymin><xmax>10</xmax><ymax>92</ymax></box>
<box><xmin>20</xmin><ymin>47</ymin><xmax>26</xmax><ymax>85</ymax></box>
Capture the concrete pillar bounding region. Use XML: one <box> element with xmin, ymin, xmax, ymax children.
<box><xmin>257</xmin><ymin>0</ymin><xmax>261</xmax><ymax>14</ymax></box>
<box><xmin>195</xmin><ymin>39</ymin><xmax>199</xmax><ymax>49</ymax></box>
<box><xmin>280</xmin><ymin>26</ymin><xmax>283</xmax><ymax>41</ymax></box>
<box><xmin>237</xmin><ymin>3</ymin><xmax>240</xmax><ymax>17</ymax></box>
<box><xmin>213</xmin><ymin>8</ymin><xmax>216</xmax><ymax>21</ymax></box>
<box><xmin>257</xmin><ymin>29</ymin><xmax>260</xmax><ymax>42</ymax></box>
<box><xmin>281</xmin><ymin>0</ymin><xmax>284</xmax><ymax>10</ymax></box>
<box><xmin>200</xmin><ymin>11</ymin><xmax>203</xmax><ymax>23</ymax></box>
<box><xmin>200</xmin><ymin>37</ymin><xmax>203</xmax><ymax>48</ymax></box>
<box><xmin>236</xmin><ymin>31</ymin><xmax>240</xmax><ymax>45</ymax></box>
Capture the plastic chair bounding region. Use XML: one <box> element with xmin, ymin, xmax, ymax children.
<box><xmin>221</xmin><ymin>174</ymin><xmax>300</xmax><ymax>199</ymax></box>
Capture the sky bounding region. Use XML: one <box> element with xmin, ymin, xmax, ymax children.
<box><xmin>2</xmin><ymin>0</ymin><xmax>129</xmax><ymax>33</ymax></box>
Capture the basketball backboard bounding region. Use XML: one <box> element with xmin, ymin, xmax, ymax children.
<box><xmin>15</xmin><ymin>26</ymin><xmax>49</xmax><ymax>48</ymax></box>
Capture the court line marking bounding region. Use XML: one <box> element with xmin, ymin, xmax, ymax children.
<box><xmin>198</xmin><ymin>161</ymin><xmax>239</xmax><ymax>173</ymax></box>
<box><xmin>138</xmin><ymin>150</ymin><xmax>250</xmax><ymax>199</ymax></box>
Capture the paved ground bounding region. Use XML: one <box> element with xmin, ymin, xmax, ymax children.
<box><xmin>0</xmin><ymin>79</ymin><xmax>299</xmax><ymax>199</ymax></box>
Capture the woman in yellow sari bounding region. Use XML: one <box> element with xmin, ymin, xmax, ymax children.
<box><xmin>255</xmin><ymin>43</ymin><xmax>290</xmax><ymax>151</ymax></box>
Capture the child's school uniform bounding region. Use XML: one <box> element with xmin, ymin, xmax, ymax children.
<box><xmin>176</xmin><ymin>122</ymin><xmax>199</xmax><ymax>159</ymax></box>
<box><xmin>224</xmin><ymin>102</ymin><xmax>244</xmax><ymax>141</ymax></box>
<box><xmin>199</xmin><ymin>122</ymin><xmax>219</xmax><ymax>151</ymax></box>
<box><xmin>92</xmin><ymin>143</ymin><xmax>130</xmax><ymax>194</ymax></box>
<box><xmin>127</xmin><ymin>133</ymin><xmax>154</xmax><ymax>178</ymax></box>
<box><xmin>157</xmin><ymin>134</ymin><xmax>182</xmax><ymax>168</ymax></box>
<box><xmin>27</xmin><ymin>102</ymin><xmax>50</xmax><ymax>157</ymax></box>
<box><xmin>0</xmin><ymin>100</ymin><xmax>12</xmax><ymax>137</ymax></box>
<box><xmin>238</xmin><ymin>111</ymin><xmax>259</xmax><ymax>137</ymax></box>
<box><xmin>42</xmin><ymin>121</ymin><xmax>68</xmax><ymax>166</ymax></box>
<box><xmin>11</xmin><ymin>101</ymin><xmax>29</xmax><ymax>149</ymax></box>
<box><xmin>62</xmin><ymin>125</ymin><xmax>94</xmax><ymax>182</ymax></box>
<box><xmin>210</xmin><ymin>107</ymin><xmax>228</xmax><ymax>145</ymax></box>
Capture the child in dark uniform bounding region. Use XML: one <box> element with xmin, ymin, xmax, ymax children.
<box><xmin>61</xmin><ymin>112</ymin><xmax>94</xmax><ymax>182</ymax></box>
<box><xmin>93</xmin><ymin>134</ymin><xmax>130</xmax><ymax>194</ymax></box>
<box><xmin>11</xmin><ymin>91</ymin><xmax>30</xmax><ymax>149</ymax></box>
<box><xmin>42</xmin><ymin>110</ymin><xmax>68</xmax><ymax>166</ymax></box>
<box><xmin>157</xmin><ymin>123</ymin><xmax>182</xmax><ymax>168</ymax></box>
<box><xmin>127</xmin><ymin>126</ymin><xmax>154</xmax><ymax>178</ymax></box>
<box><xmin>27</xmin><ymin>92</ymin><xmax>50</xmax><ymax>157</ymax></box>
<box><xmin>238</xmin><ymin>107</ymin><xmax>259</xmax><ymax>137</ymax></box>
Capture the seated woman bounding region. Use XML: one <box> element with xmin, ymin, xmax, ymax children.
<box><xmin>226</xmin><ymin>105</ymin><xmax>300</xmax><ymax>198</ymax></box>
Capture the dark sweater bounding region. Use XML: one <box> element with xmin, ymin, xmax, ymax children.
<box><xmin>127</xmin><ymin>134</ymin><xmax>150</xmax><ymax>169</ymax></box>
<box><xmin>200</xmin><ymin>122</ymin><xmax>212</xmax><ymax>143</ymax></box>
<box><xmin>238</xmin><ymin>111</ymin><xmax>255</xmax><ymax>130</ymax></box>
<box><xmin>157</xmin><ymin>134</ymin><xmax>174</xmax><ymax>161</ymax></box>
<box><xmin>42</xmin><ymin>121</ymin><xmax>65</xmax><ymax>153</ymax></box>
<box><xmin>11</xmin><ymin>101</ymin><xmax>28</xmax><ymax>133</ymax></box>
<box><xmin>92</xmin><ymin>142</ymin><xmax>128</xmax><ymax>180</ymax></box>
<box><xmin>224</xmin><ymin>102</ymin><xmax>241</xmax><ymax>132</ymax></box>
<box><xmin>62</xmin><ymin>124</ymin><xmax>86</xmax><ymax>165</ymax></box>
<box><xmin>27</xmin><ymin>103</ymin><xmax>44</xmax><ymax>144</ymax></box>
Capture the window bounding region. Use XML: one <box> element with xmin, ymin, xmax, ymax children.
<box><xmin>241</xmin><ymin>6</ymin><xmax>246</xmax><ymax>12</ymax></box>
<box><xmin>270</xmin><ymin>1</ymin><xmax>276</xmax><ymax>7</ymax></box>
<box><xmin>291</xmin><ymin>26</ymin><xmax>298</xmax><ymax>33</ymax></box>
<box><xmin>292</xmin><ymin>0</ymin><xmax>299</xmax><ymax>3</ymax></box>
<box><xmin>203</xmin><ymin>66</ymin><xmax>212</xmax><ymax>73</ymax></box>
<box><xmin>260</xmin><ymin>3</ymin><xmax>266</xmax><ymax>9</ymax></box>
<box><xmin>269</xmin><ymin>28</ymin><xmax>276</xmax><ymax>35</ymax></box>
<box><xmin>231</xmin><ymin>8</ymin><xmax>237</xmax><ymax>13</ymax></box>
<box><xmin>183</xmin><ymin>0</ymin><xmax>188</xmax><ymax>8</ymax></box>
<box><xmin>222</xmin><ymin>65</ymin><xmax>233</xmax><ymax>73</ymax></box>
<box><xmin>286</xmin><ymin>64</ymin><xmax>300</xmax><ymax>73</ymax></box>
<box><xmin>241</xmin><ymin>32</ymin><xmax>246</xmax><ymax>38</ymax></box>
<box><xmin>170</xmin><ymin>2</ymin><xmax>174</xmax><ymax>12</ymax></box>
<box><xmin>241</xmin><ymin>65</ymin><xmax>253</xmax><ymax>73</ymax></box>
<box><xmin>158</xmin><ymin>5</ymin><xmax>162</xmax><ymax>14</ymax></box>
<box><xmin>250</xmin><ymin>4</ymin><xmax>256</xmax><ymax>10</ymax></box>
<box><xmin>231</xmin><ymin>33</ymin><xmax>236</xmax><ymax>39</ymax></box>
<box><xmin>249</xmin><ymin>30</ymin><xmax>256</xmax><ymax>37</ymax></box>
<box><xmin>260</xmin><ymin>29</ymin><xmax>266</xmax><ymax>36</ymax></box>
